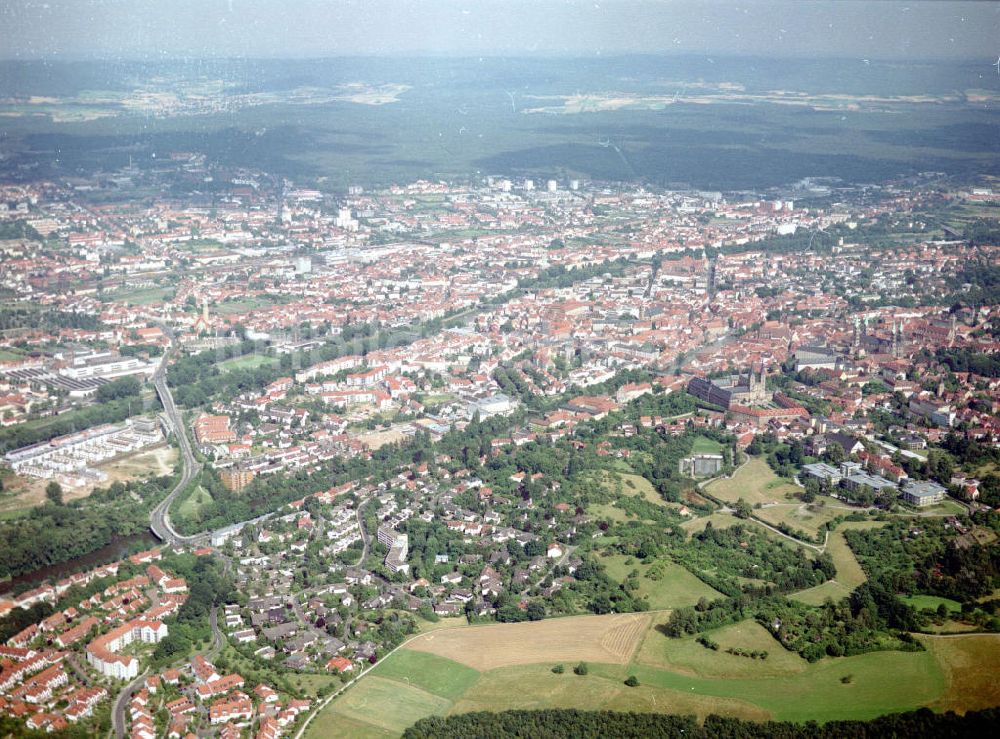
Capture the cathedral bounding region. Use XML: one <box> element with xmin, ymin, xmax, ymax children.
<box><xmin>687</xmin><ymin>364</ymin><xmax>772</xmax><ymax>409</ymax></box>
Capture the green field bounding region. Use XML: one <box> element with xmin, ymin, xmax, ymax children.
<box><xmin>901</xmin><ymin>595</ymin><xmax>963</xmax><ymax>614</ymax></box>
<box><xmin>629</xmin><ymin>640</ymin><xmax>946</xmax><ymax>723</ymax></box>
<box><xmin>106</xmin><ymin>286</ymin><xmax>174</xmax><ymax>305</ymax></box>
<box><xmin>691</xmin><ymin>436</ymin><xmax>724</xmax><ymax>455</ymax></box>
<box><xmin>705</xmin><ymin>457</ymin><xmax>802</xmax><ymax>506</ymax></box>
<box><xmin>218</xmin><ymin>353</ymin><xmax>276</xmax><ymax>372</ymax></box>
<box><xmin>599</xmin><ymin>554</ymin><xmax>723</xmax><ymax>610</ymax></box>
<box><xmin>589</xmin><ymin>502</ymin><xmax>630</xmax><ymax>523</ymax></box>
<box><xmin>636</xmin><ymin>619</ymin><xmax>808</xmax><ymax>678</ymax></box>
<box><xmin>177</xmin><ymin>485</ymin><xmax>213</xmax><ymax>519</ymax></box>
<box><xmin>214</xmin><ymin>295</ymin><xmax>292</xmax><ymax>316</ymax></box>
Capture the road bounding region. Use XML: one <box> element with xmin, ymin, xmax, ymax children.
<box><xmin>111</xmin><ymin>669</ymin><xmax>148</xmax><ymax>739</ymax></box>
<box><xmin>148</xmin><ymin>326</ymin><xmax>205</xmax><ymax>547</ymax></box>
<box><xmin>354</xmin><ymin>498</ymin><xmax>373</xmax><ymax>566</ymax></box>
<box><xmin>206</xmin><ymin>606</ymin><xmax>224</xmax><ymax>661</ymax></box>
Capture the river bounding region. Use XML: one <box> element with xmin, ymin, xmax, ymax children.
<box><xmin>0</xmin><ymin>531</ymin><xmax>159</xmax><ymax>596</ymax></box>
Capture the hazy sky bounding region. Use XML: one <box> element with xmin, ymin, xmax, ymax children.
<box><xmin>1</xmin><ymin>0</ymin><xmax>997</xmax><ymax>60</ymax></box>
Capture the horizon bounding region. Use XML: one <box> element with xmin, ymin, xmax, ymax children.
<box><xmin>1</xmin><ymin>0</ymin><xmax>997</xmax><ymax>62</ymax></box>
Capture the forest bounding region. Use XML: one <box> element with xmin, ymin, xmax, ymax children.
<box><xmin>403</xmin><ymin>707</ymin><xmax>1000</xmax><ymax>739</ymax></box>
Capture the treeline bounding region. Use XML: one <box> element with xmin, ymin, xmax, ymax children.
<box><xmin>0</xmin><ymin>220</ymin><xmax>42</xmax><ymax>241</ymax></box>
<box><xmin>0</xmin><ymin>395</ymin><xmax>158</xmax><ymax>454</ymax></box>
<box><xmin>403</xmin><ymin>707</ymin><xmax>1000</xmax><ymax>738</ymax></box>
<box><xmin>0</xmin><ymin>306</ymin><xmax>103</xmax><ymax>332</ymax></box>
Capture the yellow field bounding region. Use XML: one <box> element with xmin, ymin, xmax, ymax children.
<box><xmin>407</xmin><ymin>612</ymin><xmax>651</xmax><ymax>671</ymax></box>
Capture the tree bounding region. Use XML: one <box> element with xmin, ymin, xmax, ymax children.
<box><xmin>526</xmin><ymin>601</ymin><xmax>546</xmax><ymax>621</ymax></box>
<box><xmin>551</xmin><ymin>664</ymin><xmax>564</xmax><ymax>674</ymax></box>
<box><xmin>45</xmin><ymin>481</ymin><xmax>63</xmax><ymax>506</ymax></box>
<box><xmin>624</xmin><ymin>675</ymin><xmax>640</xmax><ymax>687</ymax></box>
<box><xmin>734</xmin><ymin>498</ymin><xmax>752</xmax><ymax>519</ymax></box>
<box><xmin>573</xmin><ymin>662</ymin><xmax>588</xmax><ymax>676</ymax></box>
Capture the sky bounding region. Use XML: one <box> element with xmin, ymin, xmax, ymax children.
<box><xmin>0</xmin><ymin>0</ymin><xmax>997</xmax><ymax>61</ymax></box>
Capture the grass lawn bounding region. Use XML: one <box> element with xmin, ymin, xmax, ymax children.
<box><xmin>599</xmin><ymin>553</ymin><xmax>722</xmax><ymax>610</ymax></box>
<box><xmin>705</xmin><ymin>457</ymin><xmax>801</xmax><ymax>506</ymax></box>
<box><xmin>901</xmin><ymin>595</ymin><xmax>963</xmax><ymax>614</ymax></box>
<box><xmin>365</xmin><ymin>650</ymin><xmax>480</xmax><ymax>701</ymax></box>
<box><xmin>218</xmin><ymin>353</ymin><xmax>276</xmax><ymax>372</ymax></box>
<box><xmin>911</xmin><ymin>499</ymin><xmax>968</xmax><ymax>516</ymax></box>
<box><xmin>628</xmin><ymin>646</ymin><xmax>946</xmax><ymax>723</ymax></box>
<box><xmin>636</xmin><ymin>619</ymin><xmax>807</xmax><ymax>679</ymax></box>
<box><xmin>178</xmin><ymin>485</ymin><xmax>213</xmax><ymax>519</ymax></box>
<box><xmin>691</xmin><ymin>436</ymin><xmax>723</xmax><ymax>455</ymax></box>
<box><xmin>107</xmin><ymin>286</ymin><xmax>174</xmax><ymax>305</ymax></box>
<box><xmin>681</xmin><ymin>512</ymin><xmax>739</xmax><ymax>535</ymax></box>
<box><xmin>589</xmin><ymin>502</ymin><xmax>631</xmax><ymax>523</ymax></box>
<box><xmin>754</xmin><ymin>499</ymin><xmax>843</xmax><ymax>538</ymax></box>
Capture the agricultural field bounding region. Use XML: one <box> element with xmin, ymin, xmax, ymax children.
<box><xmin>705</xmin><ymin>457</ymin><xmax>802</xmax><ymax>506</ymax></box>
<box><xmin>307</xmin><ymin>611</ymin><xmax>998</xmax><ymax>737</ymax></box>
<box><xmin>406</xmin><ymin>612</ymin><xmax>651</xmax><ymax>671</ymax></box>
<box><xmin>598</xmin><ymin>554</ymin><xmax>723</xmax><ymax>610</ymax></box>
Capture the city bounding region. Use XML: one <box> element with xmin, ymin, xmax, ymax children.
<box><xmin>0</xmin><ymin>1</ymin><xmax>999</xmax><ymax>738</ymax></box>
